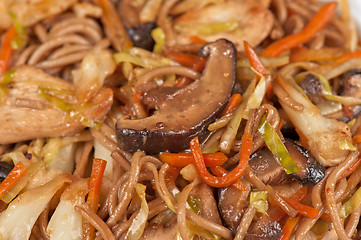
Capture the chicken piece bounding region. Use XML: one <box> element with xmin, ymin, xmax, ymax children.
<box><xmin>0</xmin><ymin>0</ymin><xmax>77</xmax><ymax>30</ymax></box>
<box><xmin>173</xmin><ymin>0</ymin><xmax>274</xmax><ymax>50</ymax></box>
<box><xmin>0</xmin><ymin>65</ymin><xmax>113</xmax><ymax>144</ymax></box>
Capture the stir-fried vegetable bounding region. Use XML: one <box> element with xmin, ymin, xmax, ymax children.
<box><xmin>190</xmin><ymin>132</ymin><xmax>252</xmax><ymax>188</ymax></box>
<box><xmin>262</xmin><ymin>2</ymin><xmax>338</xmax><ymax>57</ymax></box>
<box><xmin>339</xmin><ymin>186</ymin><xmax>361</xmax><ymax>219</ymax></box>
<box><xmin>0</xmin><ymin>174</ymin><xmax>70</xmax><ymax>240</ymax></box>
<box><xmin>210</xmin><ymin>166</ymin><xmax>246</xmax><ymax>191</ymax></box>
<box><xmin>258</xmin><ymin>115</ymin><xmax>299</xmax><ymax>174</ymax></box>
<box><xmin>151</xmin><ymin>27</ymin><xmax>165</xmax><ymax>54</ymax></box>
<box><xmin>244</xmin><ymin>41</ymin><xmax>268</xmax><ymax>78</ymax></box>
<box><xmin>250</xmin><ymin>190</ymin><xmax>268</xmax><ymax>214</ymax></box>
<box><xmin>0</xmin><ymin>162</ymin><xmax>27</xmax><ymax>199</ymax></box>
<box><xmin>0</xmin><ymin>69</ymin><xmax>15</xmax><ymax>103</ymax></box>
<box><xmin>273</xmin><ymin>74</ymin><xmax>353</xmax><ymax>166</ymax></box>
<box><xmin>84</xmin><ymin>158</ymin><xmax>107</xmax><ymax>240</ymax></box>
<box><xmin>280</xmin><ymin>217</ymin><xmax>300</xmax><ymax>240</ymax></box>
<box><xmin>47</xmin><ymin>178</ymin><xmax>89</xmax><ymax>240</ymax></box>
<box><xmin>283</xmin><ymin>197</ymin><xmax>319</xmax><ymax>219</ymax></box>
<box><xmin>125</xmin><ymin>183</ymin><xmax>149</xmax><ymax>240</ymax></box>
<box><xmin>221</xmin><ymin>93</ymin><xmax>242</xmax><ymax>116</ymax></box>
<box><xmin>1</xmin><ymin>162</ymin><xmax>43</xmax><ymax>203</ymax></box>
<box><xmin>0</xmin><ymin>27</ymin><xmax>16</xmax><ymax>75</ymax></box>
<box><xmin>159</xmin><ymin>152</ymin><xmax>227</xmax><ymax>167</ymax></box>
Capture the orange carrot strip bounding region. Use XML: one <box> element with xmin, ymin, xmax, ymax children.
<box><xmin>283</xmin><ymin>197</ymin><xmax>319</xmax><ymax>219</ymax></box>
<box><xmin>280</xmin><ymin>217</ymin><xmax>300</xmax><ymax>240</ymax></box>
<box><xmin>189</xmin><ymin>35</ymin><xmax>207</xmax><ymax>45</ymax></box>
<box><xmin>87</xmin><ymin>158</ymin><xmax>107</xmax><ymax>211</ymax></box>
<box><xmin>262</xmin><ymin>2</ymin><xmax>338</xmax><ymax>57</ymax></box>
<box><xmin>244</xmin><ymin>41</ymin><xmax>268</xmax><ymax>78</ymax></box>
<box><xmin>336</xmin><ymin>49</ymin><xmax>361</xmax><ymax>64</ymax></box>
<box><xmin>353</xmin><ymin>135</ymin><xmax>361</xmax><ymax>144</ymax></box>
<box><xmin>85</xmin><ymin>158</ymin><xmax>107</xmax><ymax>240</ymax></box>
<box><xmin>132</xmin><ymin>92</ymin><xmax>142</xmax><ymax>103</ymax></box>
<box><xmin>190</xmin><ymin>132</ymin><xmax>252</xmax><ymax>188</ymax></box>
<box><xmin>0</xmin><ymin>27</ymin><xmax>17</xmax><ymax>75</ymax></box>
<box><xmin>0</xmin><ymin>162</ymin><xmax>27</xmax><ymax>199</ymax></box>
<box><xmin>165</xmin><ymin>51</ymin><xmax>200</xmax><ymax>68</ymax></box>
<box><xmin>159</xmin><ymin>152</ymin><xmax>228</xmax><ymax>167</ymax></box>
<box><xmin>270</xmin><ymin>187</ymin><xmax>308</xmax><ymax>221</ymax></box>
<box><xmin>175</xmin><ymin>57</ymin><xmax>206</xmax><ymax>87</ymax></box>
<box><xmin>210</xmin><ymin>166</ymin><xmax>246</xmax><ymax>191</ymax></box>
<box><xmin>221</xmin><ymin>93</ymin><xmax>242</xmax><ymax>116</ymax></box>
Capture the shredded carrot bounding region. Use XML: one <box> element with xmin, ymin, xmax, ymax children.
<box><xmin>221</xmin><ymin>93</ymin><xmax>242</xmax><ymax>116</ymax></box>
<box><xmin>84</xmin><ymin>158</ymin><xmax>107</xmax><ymax>240</ymax></box>
<box><xmin>262</xmin><ymin>2</ymin><xmax>338</xmax><ymax>57</ymax></box>
<box><xmin>190</xmin><ymin>132</ymin><xmax>252</xmax><ymax>188</ymax></box>
<box><xmin>168</xmin><ymin>166</ymin><xmax>181</xmax><ymax>181</ymax></box>
<box><xmin>280</xmin><ymin>217</ymin><xmax>300</xmax><ymax>240</ymax></box>
<box><xmin>159</xmin><ymin>152</ymin><xmax>228</xmax><ymax>167</ymax></box>
<box><xmin>283</xmin><ymin>197</ymin><xmax>319</xmax><ymax>219</ymax></box>
<box><xmin>132</xmin><ymin>92</ymin><xmax>142</xmax><ymax>104</ymax></box>
<box><xmin>0</xmin><ymin>161</ymin><xmax>27</xmax><ymax>199</ymax></box>
<box><xmin>210</xmin><ymin>166</ymin><xmax>246</xmax><ymax>191</ymax></box>
<box><xmin>87</xmin><ymin>158</ymin><xmax>107</xmax><ymax>210</ymax></box>
<box><xmin>353</xmin><ymin>135</ymin><xmax>361</xmax><ymax>144</ymax></box>
<box><xmin>0</xmin><ymin>27</ymin><xmax>17</xmax><ymax>75</ymax></box>
<box><xmin>336</xmin><ymin>49</ymin><xmax>361</xmax><ymax>64</ymax></box>
<box><xmin>243</xmin><ymin>41</ymin><xmax>268</xmax><ymax>79</ymax></box>
<box><xmin>175</xmin><ymin>57</ymin><xmax>206</xmax><ymax>87</ymax></box>
<box><xmin>189</xmin><ymin>35</ymin><xmax>207</xmax><ymax>45</ymax></box>
<box><xmin>340</xmin><ymin>155</ymin><xmax>361</xmax><ymax>180</ymax></box>
<box><xmin>270</xmin><ymin>187</ymin><xmax>308</xmax><ymax>221</ymax></box>
<box><xmin>165</xmin><ymin>51</ymin><xmax>201</xmax><ymax>68</ymax></box>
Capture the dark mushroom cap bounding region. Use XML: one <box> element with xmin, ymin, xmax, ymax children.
<box><xmin>115</xmin><ymin>39</ymin><xmax>236</xmax><ymax>154</ymax></box>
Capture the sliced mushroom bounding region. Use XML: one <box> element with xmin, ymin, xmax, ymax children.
<box><xmin>0</xmin><ymin>65</ymin><xmax>112</xmax><ymax>144</ymax></box>
<box><xmin>0</xmin><ymin>162</ymin><xmax>14</xmax><ymax>182</ymax></box>
<box><xmin>284</xmin><ymin>139</ymin><xmax>325</xmax><ymax>186</ymax></box>
<box><xmin>245</xmin><ymin>214</ymin><xmax>282</xmax><ymax>240</ymax></box>
<box><xmin>115</xmin><ymin>39</ymin><xmax>236</xmax><ymax>154</ymax></box>
<box><xmin>218</xmin><ymin>180</ymin><xmax>251</xmax><ymax>232</ymax></box>
<box><xmin>249</xmin><ymin>147</ymin><xmax>292</xmax><ymax>185</ymax></box>
<box><xmin>190</xmin><ymin>182</ymin><xmax>222</xmax><ymax>224</ymax></box>
<box><xmin>140</xmin><ymin>223</ymin><xmax>178</xmax><ymax>240</ymax></box>
<box><xmin>249</xmin><ymin>139</ymin><xmax>324</xmax><ymax>186</ymax></box>
<box><xmin>173</xmin><ymin>0</ymin><xmax>274</xmax><ymax>50</ymax></box>
<box><xmin>299</xmin><ymin>73</ymin><xmax>324</xmax><ymax>105</ymax></box>
<box><xmin>127</xmin><ymin>22</ymin><xmax>156</xmax><ymax>51</ymax></box>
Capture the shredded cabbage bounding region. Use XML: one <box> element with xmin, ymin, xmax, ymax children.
<box><xmin>47</xmin><ymin>178</ymin><xmax>88</xmax><ymax>240</ymax></box>
<box><xmin>0</xmin><ymin>174</ymin><xmax>70</xmax><ymax>240</ymax></box>
<box><xmin>174</xmin><ymin>21</ymin><xmax>239</xmax><ymax>36</ymax></box>
<box><xmin>250</xmin><ymin>190</ymin><xmax>268</xmax><ymax>214</ymax></box>
<box><xmin>339</xmin><ymin>186</ymin><xmax>361</xmax><ymax>218</ymax></box>
<box><xmin>151</xmin><ymin>27</ymin><xmax>165</xmax><ymax>54</ymax></box>
<box><xmin>125</xmin><ymin>183</ymin><xmax>149</xmax><ymax>240</ymax></box>
<box><xmin>258</xmin><ymin>115</ymin><xmax>300</xmax><ymax>174</ymax></box>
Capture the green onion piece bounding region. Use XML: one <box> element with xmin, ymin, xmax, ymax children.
<box><xmin>41</xmin><ymin>138</ymin><xmax>63</xmax><ymax>163</ymax></box>
<box><xmin>9</xmin><ymin>11</ymin><xmax>26</xmax><ymax>49</ymax></box>
<box><xmin>258</xmin><ymin>115</ymin><xmax>300</xmax><ymax>174</ymax></box>
<box><xmin>126</xmin><ymin>183</ymin><xmax>149</xmax><ymax>240</ymax></box>
<box><xmin>339</xmin><ymin>186</ymin><xmax>361</xmax><ymax>218</ymax></box>
<box><xmin>339</xmin><ymin>139</ymin><xmax>357</xmax><ymax>151</ymax></box>
<box><xmin>314</xmin><ymin>71</ymin><xmax>361</xmax><ymax>106</ymax></box>
<box><xmin>0</xmin><ymin>69</ymin><xmax>15</xmax><ymax>103</ymax></box>
<box><xmin>187</xmin><ymin>195</ymin><xmax>201</xmax><ymax>215</ymax></box>
<box><xmin>151</xmin><ymin>27</ymin><xmax>165</xmax><ymax>54</ymax></box>
<box><xmin>38</xmin><ymin>87</ymin><xmax>75</xmax><ymax>112</ymax></box>
<box><xmin>250</xmin><ymin>190</ymin><xmax>268</xmax><ymax>214</ymax></box>
<box><xmin>1</xmin><ymin>162</ymin><xmax>44</xmax><ymax>203</ymax></box>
